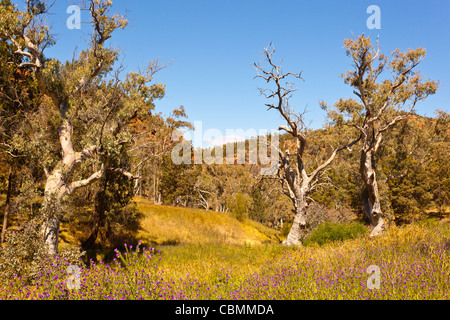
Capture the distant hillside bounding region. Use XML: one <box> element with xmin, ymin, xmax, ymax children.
<box><xmin>134</xmin><ymin>197</ymin><xmax>280</xmax><ymax>246</ymax></box>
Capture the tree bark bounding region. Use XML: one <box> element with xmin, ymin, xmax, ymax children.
<box><xmin>1</xmin><ymin>166</ymin><xmax>14</xmax><ymax>244</ymax></box>
<box><xmin>283</xmin><ymin>198</ymin><xmax>307</xmax><ymax>245</ymax></box>
<box><xmin>41</xmin><ymin>118</ymin><xmax>104</xmax><ymax>255</ymax></box>
<box><xmin>41</xmin><ymin>169</ymin><xmax>65</xmax><ymax>255</ymax></box>
<box><xmin>360</xmin><ymin>148</ymin><xmax>385</xmax><ymax>237</ymax></box>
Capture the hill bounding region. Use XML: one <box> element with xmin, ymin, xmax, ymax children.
<box><xmin>134</xmin><ymin>197</ymin><xmax>280</xmax><ymax>246</ymax></box>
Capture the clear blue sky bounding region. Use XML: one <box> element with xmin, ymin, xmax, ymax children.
<box><xmin>17</xmin><ymin>0</ymin><xmax>450</xmax><ymax>146</ymax></box>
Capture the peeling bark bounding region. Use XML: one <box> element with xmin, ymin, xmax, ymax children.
<box><xmin>283</xmin><ymin>199</ymin><xmax>307</xmax><ymax>246</ymax></box>
<box><xmin>360</xmin><ymin>146</ymin><xmax>386</xmax><ymax>237</ymax></box>
<box><xmin>41</xmin><ymin>168</ymin><xmax>66</xmax><ymax>255</ymax></box>
<box><xmin>41</xmin><ymin>116</ymin><xmax>104</xmax><ymax>255</ymax></box>
<box><xmin>41</xmin><ymin>211</ymin><xmax>60</xmax><ymax>256</ymax></box>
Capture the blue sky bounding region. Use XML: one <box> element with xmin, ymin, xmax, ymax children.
<box><xmin>19</xmin><ymin>0</ymin><xmax>450</xmax><ymax>146</ymax></box>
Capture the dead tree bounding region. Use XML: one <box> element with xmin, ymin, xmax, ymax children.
<box><xmin>254</xmin><ymin>45</ymin><xmax>361</xmax><ymax>245</ymax></box>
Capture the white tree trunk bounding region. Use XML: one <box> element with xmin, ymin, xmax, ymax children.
<box><xmin>41</xmin><ymin>118</ymin><xmax>103</xmax><ymax>255</ymax></box>
<box><xmin>360</xmin><ymin>149</ymin><xmax>386</xmax><ymax>237</ymax></box>
<box><xmin>283</xmin><ymin>199</ymin><xmax>307</xmax><ymax>246</ymax></box>
<box><xmin>41</xmin><ymin>169</ymin><xmax>65</xmax><ymax>255</ymax></box>
<box><xmin>41</xmin><ymin>214</ymin><xmax>61</xmax><ymax>256</ymax></box>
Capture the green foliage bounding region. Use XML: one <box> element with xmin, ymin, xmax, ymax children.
<box><xmin>248</xmin><ymin>180</ymin><xmax>291</xmax><ymax>227</ymax></box>
<box><xmin>193</xmin><ymin>164</ymin><xmax>253</xmax><ymax>212</ymax></box>
<box><xmin>383</xmin><ymin>113</ymin><xmax>450</xmax><ymax>223</ymax></box>
<box><xmin>323</xmin><ymin>34</ymin><xmax>438</xmax><ymax>228</ymax></box>
<box><xmin>303</xmin><ymin>221</ymin><xmax>367</xmax><ymax>246</ymax></box>
<box><xmin>0</xmin><ymin>7</ymin><xmax>449</xmax><ymax>298</ymax></box>
<box><xmin>248</xmin><ymin>185</ymin><xmax>269</xmax><ymax>222</ymax></box>
<box><xmin>228</xmin><ymin>192</ymin><xmax>248</xmax><ymax>222</ymax></box>
<box><xmin>0</xmin><ymin>219</ymin><xmax>84</xmax><ymax>284</ymax></box>
<box><xmin>159</xmin><ymin>149</ymin><xmax>200</xmax><ymax>206</ymax></box>
<box><xmin>65</xmin><ymin>167</ymin><xmax>143</xmax><ymax>250</ymax></box>
<box><xmin>0</xmin><ymin>0</ymin><xmax>176</xmax><ymax>257</ymax></box>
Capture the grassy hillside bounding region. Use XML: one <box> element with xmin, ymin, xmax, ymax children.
<box><xmin>134</xmin><ymin>197</ymin><xmax>280</xmax><ymax>246</ymax></box>
<box><xmin>130</xmin><ymin>198</ymin><xmax>284</xmax><ymax>285</ymax></box>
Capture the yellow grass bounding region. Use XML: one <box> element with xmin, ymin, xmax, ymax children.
<box><xmin>130</xmin><ymin>196</ymin><xmax>286</xmax><ymax>283</ymax></box>
<box><xmin>134</xmin><ymin>196</ymin><xmax>279</xmax><ymax>246</ymax></box>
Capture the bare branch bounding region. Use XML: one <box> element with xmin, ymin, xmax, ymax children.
<box><xmin>67</xmin><ymin>166</ymin><xmax>105</xmax><ymax>194</ymax></box>
<box><xmin>108</xmin><ymin>168</ymin><xmax>139</xmax><ymax>180</ymax></box>
<box><xmin>309</xmin><ymin>133</ymin><xmax>362</xmax><ymax>183</ymax></box>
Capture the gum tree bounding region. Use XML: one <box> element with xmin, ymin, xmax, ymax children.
<box><xmin>324</xmin><ymin>35</ymin><xmax>438</xmax><ymax>236</ymax></box>
<box><xmin>0</xmin><ymin>4</ymin><xmax>40</xmax><ymax>244</ymax></box>
<box><xmin>254</xmin><ymin>45</ymin><xmax>361</xmax><ymax>245</ymax></box>
<box><xmin>0</xmin><ymin>0</ymin><xmax>165</xmax><ymax>254</ymax></box>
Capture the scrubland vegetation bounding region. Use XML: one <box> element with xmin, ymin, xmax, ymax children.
<box><xmin>0</xmin><ymin>0</ymin><xmax>449</xmax><ymax>301</ymax></box>
<box><xmin>1</xmin><ymin>204</ymin><xmax>449</xmax><ymax>300</ymax></box>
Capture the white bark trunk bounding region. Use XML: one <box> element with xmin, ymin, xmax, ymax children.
<box><xmin>41</xmin><ymin>169</ymin><xmax>65</xmax><ymax>255</ymax></box>
<box><xmin>360</xmin><ymin>148</ymin><xmax>386</xmax><ymax>237</ymax></box>
<box><xmin>283</xmin><ymin>199</ymin><xmax>307</xmax><ymax>246</ymax></box>
<box><xmin>41</xmin><ymin>117</ymin><xmax>103</xmax><ymax>255</ymax></box>
<box><xmin>42</xmin><ymin>214</ymin><xmax>60</xmax><ymax>256</ymax></box>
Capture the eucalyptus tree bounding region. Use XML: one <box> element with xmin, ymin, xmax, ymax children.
<box><xmin>383</xmin><ymin>111</ymin><xmax>450</xmax><ymax>223</ymax></box>
<box><xmin>0</xmin><ymin>8</ymin><xmax>40</xmax><ymax>244</ymax></box>
<box><xmin>0</xmin><ymin>0</ymin><xmax>165</xmax><ymax>254</ymax></box>
<box><xmin>323</xmin><ymin>35</ymin><xmax>438</xmax><ymax>236</ymax></box>
<box><xmin>254</xmin><ymin>45</ymin><xmax>361</xmax><ymax>245</ymax></box>
<box><xmin>130</xmin><ymin>105</ymin><xmax>193</xmax><ymax>201</ymax></box>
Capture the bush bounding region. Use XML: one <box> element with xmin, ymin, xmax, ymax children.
<box><xmin>0</xmin><ymin>219</ymin><xmax>84</xmax><ymax>284</ymax></box>
<box><xmin>281</xmin><ymin>204</ymin><xmax>358</xmax><ymax>242</ymax></box>
<box><xmin>303</xmin><ymin>221</ymin><xmax>367</xmax><ymax>246</ymax></box>
<box><xmin>229</xmin><ymin>192</ymin><xmax>248</xmax><ymax>222</ymax></box>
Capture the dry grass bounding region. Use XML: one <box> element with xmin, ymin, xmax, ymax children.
<box><xmin>134</xmin><ymin>197</ymin><xmax>279</xmax><ymax>246</ymax></box>
<box><xmin>2</xmin><ymin>216</ymin><xmax>450</xmax><ymax>300</ymax></box>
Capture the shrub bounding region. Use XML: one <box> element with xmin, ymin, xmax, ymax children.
<box><xmin>303</xmin><ymin>221</ymin><xmax>367</xmax><ymax>246</ymax></box>
<box><xmin>281</xmin><ymin>204</ymin><xmax>358</xmax><ymax>243</ymax></box>
<box><xmin>229</xmin><ymin>192</ymin><xmax>248</xmax><ymax>222</ymax></box>
<box><xmin>0</xmin><ymin>219</ymin><xmax>84</xmax><ymax>284</ymax></box>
